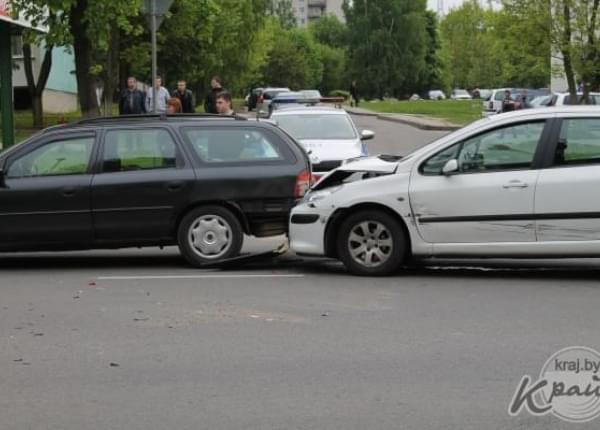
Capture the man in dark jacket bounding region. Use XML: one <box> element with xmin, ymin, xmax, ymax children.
<box><xmin>119</xmin><ymin>77</ymin><xmax>146</xmax><ymax>115</ymax></box>
<box><xmin>350</xmin><ymin>80</ymin><xmax>360</xmax><ymax>107</ymax></box>
<box><xmin>172</xmin><ymin>80</ymin><xmax>195</xmax><ymax>113</ymax></box>
<box><xmin>204</xmin><ymin>76</ymin><xmax>224</xmax><ymax>114</ymax></box>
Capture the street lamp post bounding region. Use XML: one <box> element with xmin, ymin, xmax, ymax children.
<box><xmin>151</xmin><ymin>0</ymin><xmax>157</xmax><ymax>113</ymax></box>
<box><xmin>143</xmin><ymin>0</ymin><xmax>174</xmax><ymax>114</ymax></box>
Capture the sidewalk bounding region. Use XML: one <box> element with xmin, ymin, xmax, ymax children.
<box><xmin>345</xmin><ymin>106</ymin><xmax>462</xmax><ymax>131</ymax></box>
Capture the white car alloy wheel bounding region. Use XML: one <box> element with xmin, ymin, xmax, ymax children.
<box><xmin>188</xmin><ymin>214</ymin><xmax>233</xmax><ymax>259</ymax></box>
<box><xmin>347</xmin><ymin>221</ymin><xmax>394</xmax><ymax>268</ymax></box>
<box><xmin>337</xmin><ymin>210</ymin><xmax>407</xmax><ymax>276</ymax></box>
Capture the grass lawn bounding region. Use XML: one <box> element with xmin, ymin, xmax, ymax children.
<box><xmin>360</xmin><ymin>99</ymin><xmax>484</xmax><ymax>126</ymax></box>
<box><xmin>1</xmin><ymin>111</ymin><xmax>86</xmax><ymax>148</ymax></box>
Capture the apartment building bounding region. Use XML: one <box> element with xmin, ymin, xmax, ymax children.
<box><xmin>288</xmin><ymin>0</ymin><xmax>344</xmax><ymax>26</ymax></box>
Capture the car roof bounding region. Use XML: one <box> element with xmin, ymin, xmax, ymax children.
<box><xmin>273</xmin><ymin>92</ymin><xmax>303</xmax><ymax>99</ymax></box>
<box><xmin>263</xmin><ymin>87</ymin><xmax>290</xmax><ymax>92</ymax></box>
<box><xmin>31</xmin><ymin>113</ymin><xmax>275</xmax><ymax>136</ymax></box>
<box><xmin>270</xmin><ymin>106</ymin><xmax>347</xmax><ymax>115</ymax></box>
<box><xmin>486</xmin><ymin>106</ymin><xmax>600</xmax><ymax>123</ymax></box>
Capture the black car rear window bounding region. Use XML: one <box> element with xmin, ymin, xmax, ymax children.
<box><xmin>181</xmin><ymin>126</ymin><xmax>296</xmax><ymax>165</ymax></box>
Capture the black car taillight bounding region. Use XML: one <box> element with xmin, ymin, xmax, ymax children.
<box><xmin>295</xmin><ymin>169</ymin><xmax>312</xmax><ymax>199</ymax></box>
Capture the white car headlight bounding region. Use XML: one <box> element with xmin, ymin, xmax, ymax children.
<box><xmin>303</xmin><ymin>186</ymin><xmax>342</xmax><ymax>204</ymax></box>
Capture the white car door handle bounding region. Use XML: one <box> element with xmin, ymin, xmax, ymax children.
<box><xmin>503</xmin><ymin>180</ymin><xmax>529</xmax><ymax>189</ymax></box>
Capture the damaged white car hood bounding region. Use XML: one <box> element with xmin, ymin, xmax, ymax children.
<box><xmin>334</xmin><ymin>155</ymin><xmax>400</xmax><ymax>174</ymax></box>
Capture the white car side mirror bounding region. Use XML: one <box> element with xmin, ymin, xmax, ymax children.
<box><xmin>360</xmin><ymin>130</ymin><xmax>375</xmax><ymax>141</ymax></box>
<box><xmin>442</xmin><ymin>159</ymin><xmax>459</xmax><ymax>175</ymax></box>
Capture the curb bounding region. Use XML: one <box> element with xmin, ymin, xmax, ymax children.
<box><xmin>345</xmin><ymin>108</ymin><xmax>461</xmax><ymax>131</ymax></box>
<box><xmin>376</xmin><ymin>114</ymin><xmax>461</xmax><ymax>132</ymax></box>
<box><xmin>344</xmin><ymin>109</ymin><xmax>378</xmax><ymax>117</ymax></box>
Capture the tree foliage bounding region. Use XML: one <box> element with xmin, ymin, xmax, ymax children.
<box><xmin>343</xmin><ymin>0</ymin><xmax>428</xmax><ymax>99</ymax></box>
<box><xmin>262</xmin><ymin>27</ymin><xmax>323</xmax><ymax>89</ymax></box>
<box><xmin>268</xmin><ymin>0</ymin><xmax>297</xmax><ymax>29</ymax></box>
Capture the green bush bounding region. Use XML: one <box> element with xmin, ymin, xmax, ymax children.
<box><xmin>329</xmin><ymin>90</ymin><xmax>350</xmax><ymax>99</ymax></box>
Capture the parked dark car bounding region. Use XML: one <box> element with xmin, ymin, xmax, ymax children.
<box><xmin>0</xmin><ymin>114</ymin><xmax>312</xmax><ymax>266</ymax></box>
<box><xmin>247</xmin><ymin>87</ymin><xmax>263</xmax><ymax>112</ymax></box>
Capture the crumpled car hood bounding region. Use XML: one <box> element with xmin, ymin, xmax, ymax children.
<box><xmin>311</xmin><ymin>155</ymin><xmax>401</xmax><ymax>191</ymax></box>
<box><xmin>333</xmin><ymin>155</ymin><xmax>400</xmax><ymax>173</ymax></box>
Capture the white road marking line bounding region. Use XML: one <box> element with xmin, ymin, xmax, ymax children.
<box><xmin>97</xmin><ymin>274</ymin><xmax>305</xmax><ymax>281</ymax></box>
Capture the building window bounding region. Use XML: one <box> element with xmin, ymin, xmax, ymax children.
<box><xmin>11</xmin><ymin>36</ymin><xmax>23</xmax><ymax>57</ymax></box>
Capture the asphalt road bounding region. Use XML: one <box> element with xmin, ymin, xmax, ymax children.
<box><xmin>1</xmin><ymin>117</ymin><xmax>600</xmax><ymax>430</ymax></box>
<box><xmin>351</xmin><ymin>113</ymin><xmax>447</xmax><ymax>155</ymax></box>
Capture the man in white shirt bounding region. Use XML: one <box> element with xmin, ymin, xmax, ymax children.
<box><xmin>146</xmin><ymin>76</ymin><xmax>170</xmax><ymax>113</ymax></box>
<box><xmin>216</xmin><ymin>91</ymin><xmax>235</xmax><ymax>116</ymax></box>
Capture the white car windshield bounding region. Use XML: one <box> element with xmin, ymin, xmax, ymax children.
<box><xmin>275</xmin><ymin>114</ymin><xmax>357</xmax><ymax>140</ymax></box>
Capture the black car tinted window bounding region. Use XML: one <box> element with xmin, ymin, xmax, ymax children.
<box><xmin>7</xmin><ymin>137</ymin><xmax>94</xmax><ymax>178</ymax></box>
<box><xmin>103</xmin><ymin>128</ymin><xmax>177</xmax><ymax>172</ymax></box>
<box><xmin>182</xmin><ymin>127</ymin><xmax>292</xmax><ymax>165</ymax></box>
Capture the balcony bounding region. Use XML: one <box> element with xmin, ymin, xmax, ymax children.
<box><xmin>307</xmin><ymin>0</ymin><xmax>326</xmax><ymax>6</ymax></box>
<box><xmin>307</xmin><ymin>6</ymin><xmax>324</xmax><ymax>19</ymax></box>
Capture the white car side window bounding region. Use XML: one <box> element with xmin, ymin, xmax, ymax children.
<box><xmin>557</xmin><ymin>118</ymin><xmax>600</xmax><ymax>165</ymax></box>
<box><xmin>421</xmin><ymin>122</ymin><xmax>545</xmax><ymax>175</ymax></box>
<box><xmin>457</xmin><ymin>122</ymin><xmax>545</xmax><ymax>173</ymax></box>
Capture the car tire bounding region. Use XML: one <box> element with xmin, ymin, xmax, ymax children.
<box><xmin>337</xmin><ymin>210</ymin><xmax>407</xmax><ymax>276</ymax></box>
<box><xmin>177</xmin><ymin>206</ymin><xmax>244</xmax><ymax>267</ymax></box>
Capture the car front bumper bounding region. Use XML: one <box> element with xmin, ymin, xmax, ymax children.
<box><xmin>289</xmin><ymin>203</ymin><xmax>330</xmax><ymax>256</ymax></box>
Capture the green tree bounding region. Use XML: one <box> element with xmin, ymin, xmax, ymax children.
<box><xmin>439</xmin><ymin>0</ymin><xmax>499</xmax><ymax>89</ymax></box>
<box><xmin>268</xmin><ymin>0</ymin><xmax>297</xmax><ymax>29</ymax></box>
<box><xmin>318</xmin><ymin>44</ymin><xmax>346</xmax><ymax>94</ymax></box>
<box><xmin>417</xmin><ymin>10</ymin><xmax>447</xmax><ymax>94</ymax></box>
<box><xmin>309</xmin><ymin>14</ymin><xmax>347</xmax><ymax>49</ymax></box>
<box><xmin>495</xmin><ymin>0</ymin><xmax>551</xmax><ymax>88</ymax></box>
<box><xmin>262</xmin><ymin>27</ymin><xmax>323</xmax><ymax>89</ymax></box>
<box><xmin>13</xmin><ymin>0</ymin><xmax>143</xmax><ymax>117</ymax></box>
<box><xmin>343</xmin><ymin>0</ymin><xmax>428</xmax><ymax>99</ymax></box>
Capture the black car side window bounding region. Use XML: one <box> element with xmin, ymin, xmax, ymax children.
<box><xmin>103</xmin><ymin>128</ymin><xmax>178</xmax><ymax>172</ymax></box>
<box><xmin>182</xmin><ymin>127</ymin><xmax>287</xmax><ymax>164</ymax></box>
<box><xmin>7</xmin><ymin>137</ymin><xmax>94</xmax><ymax>178</ymax></box>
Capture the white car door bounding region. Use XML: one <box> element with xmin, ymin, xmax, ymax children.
<box><xmin>535</xmin><ymin>117</ymin><xmax>600</xmax><ymax>241</ymax></box>
<box><xmin>409</xmin><ymin>121</ymin><xmax>548</xmax><ymax>244</ymax></box>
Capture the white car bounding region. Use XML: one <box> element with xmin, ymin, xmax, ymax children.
<box><xmin>484</xmin><ymin>88</ymin><xmax>518</xmax><ymax>114</ymax></box>
<box><xmin>256</xmin><ymin>87</ymin><xmax>290</xmax><ymax>116</ymax></box>
<box><xmin>290</xmin><ymin>106</ymin><xmax>600</xmax><ymax>276</ymax></box>
<box><xmin>271</xmin><ymin>106</ymin><xmax>374</xmax><ymax>176</ymax></box>
<box><xmin>450</xmin><ymin>89</ymin><xmax>472</xmax><ymax>100</ymax></box>
<box><xmin>428</xmin><ymin>90</ymin><xmax>446</xmax><ymax>100</ymax></box>
<box><xmin>530</xmin><ymin>92</ymin><xmax>600</xmax><ymax>107</ymax></box>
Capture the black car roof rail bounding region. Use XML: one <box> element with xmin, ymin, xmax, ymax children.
<box><xmin>74</xmin><ymin>113</ymin><xmax>247</xmax><ymax>126</ymax></box>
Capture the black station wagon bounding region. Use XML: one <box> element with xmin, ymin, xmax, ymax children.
<box><xmin>0</xmin><ymin>114</ymin><xmax>311</xmax><ymax>266</ymax></box>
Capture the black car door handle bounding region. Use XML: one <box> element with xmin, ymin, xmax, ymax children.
<box><xmin>62</xmin><ymin>186</ymin><xmax>79</xmax><ymax>197</ymax></box>
<box><xmin>167</xmin><ymin>181</ymin><xmax>184</xmax><ymax>192</ymax></box>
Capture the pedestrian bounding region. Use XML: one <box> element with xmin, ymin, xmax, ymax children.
<box><xmin>204</xmin><ymin>76</ymin><xmax>224</xmax><ymax>114</ymax></box>
<box><xmin>167</xmin><ymin>97</ymin><xmax>183</xmax><ymax>114</ymax></box>
<box><xmin>119</xmin><ymin>77</ymin><xmax>146</xmax><ymax>115</ymax></box>
<box><xmin>519</xmin><ymin>89</ymin><xmax>529</xmax><ymax>109</ymax></box>
<box><xmin>350</xmin><ymin>80</ymin><xmax>360</xmax><ymax>107</ymax></box>
<box><xmin>216</xmin><ymin>91</ymin><xmax>235</xmax><ymax>116</ymax></box>
<box><xmin>146</xmin><ymin>76</ymin><xmax>170</xmax><ymax>113</ymax></box>
<box><xmin>502</xmin><ymin>89</ymin><xmax>515</xmax><ymax>113</ymax></box>
<box><xmin>172</xmin><ymin>80</ymin><xmax>195</xmax><ymax>113</ymax></box>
